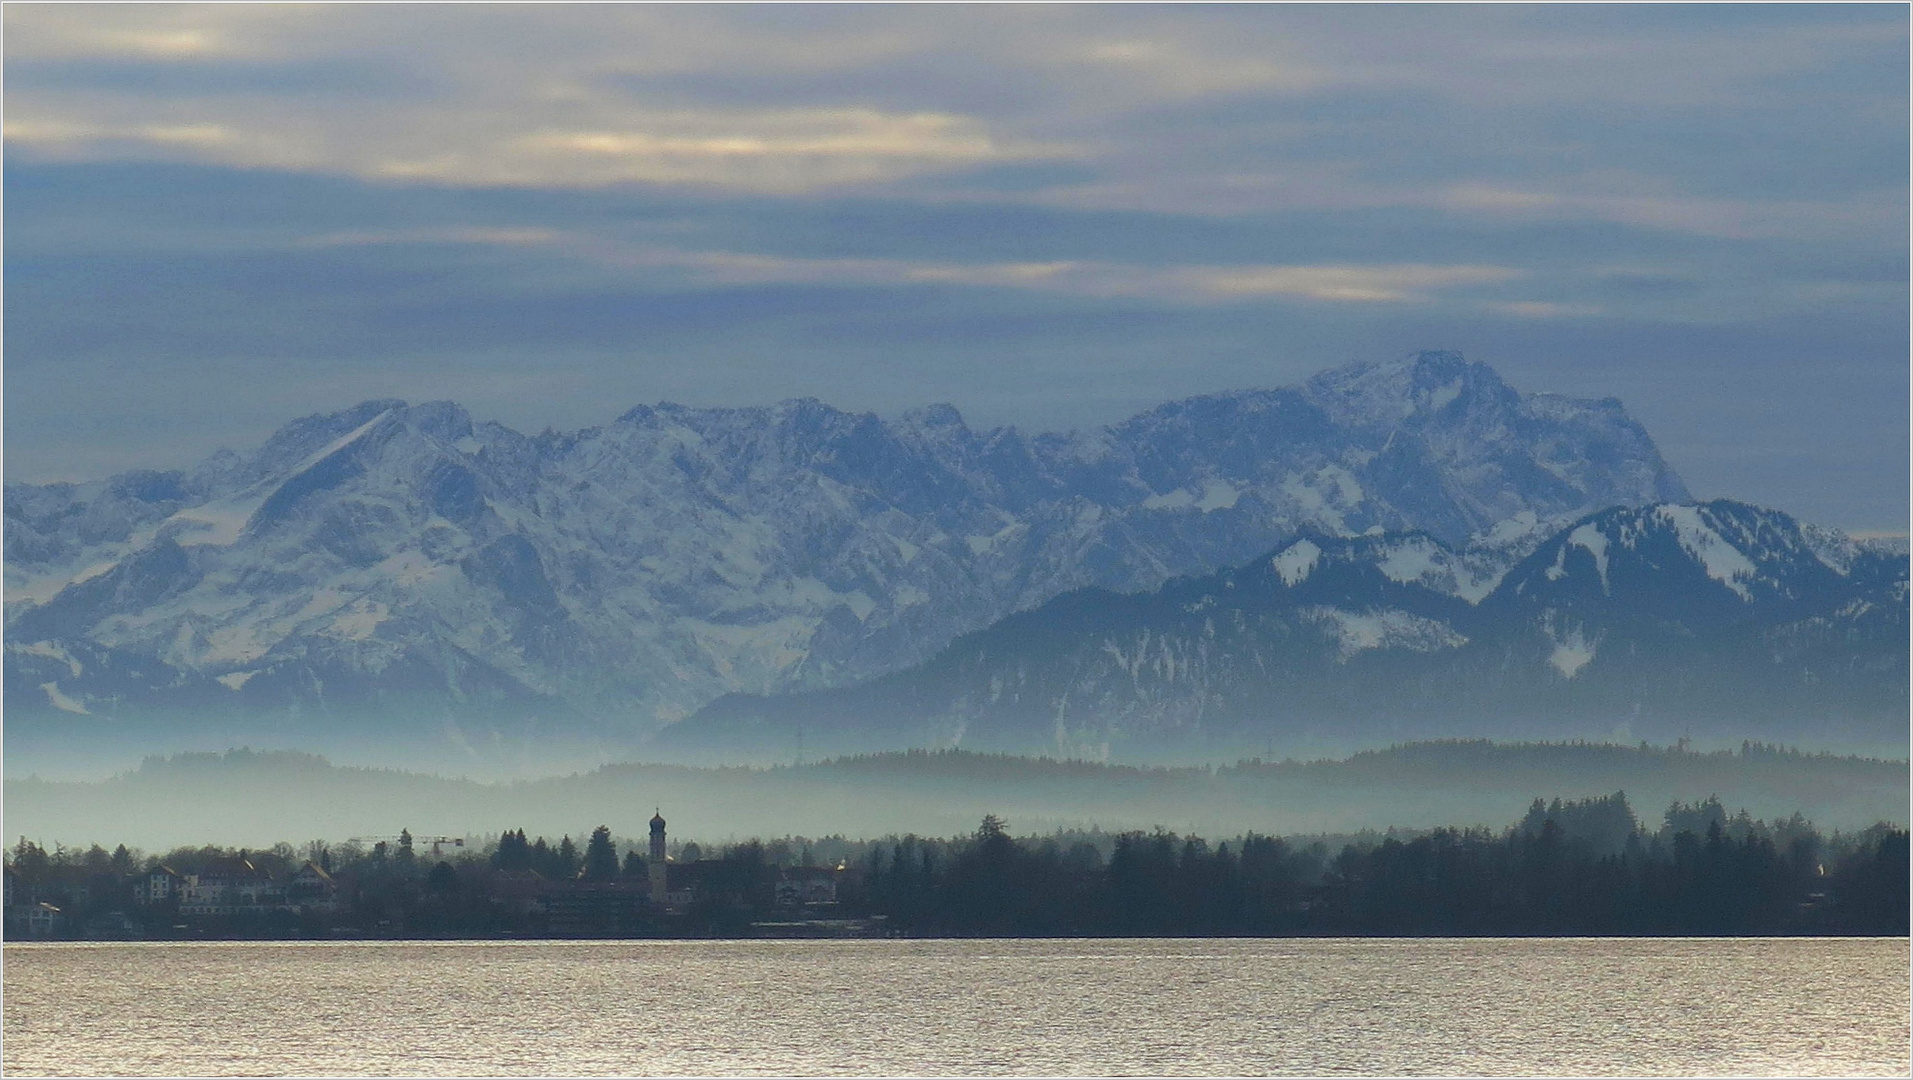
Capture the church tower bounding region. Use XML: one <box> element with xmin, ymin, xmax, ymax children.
<box><xmin>647</xmin><ymin>809</ymin><xmax>668</xmax><ymax>904</ymax></box>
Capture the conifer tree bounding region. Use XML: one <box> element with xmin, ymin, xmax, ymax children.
<box><xmin>583</xmin><ymin>826</ymin><xmax>619</xmax><ymax>881</ymax></box>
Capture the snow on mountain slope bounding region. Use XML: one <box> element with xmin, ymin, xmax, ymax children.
<box><xmin>1495</xmin><ymin>499</ymin><xmax>1857</xmax><ymax>626</ymax></box>
<box><xmin>670</xmin><ymin>500</ymin><xmax>1907</xmax><ymax>762</ymax></box>
<box><xmin>4</xmin><ymin>351</ymin><xmax>1693</xmax><ymax>757</ymax></box>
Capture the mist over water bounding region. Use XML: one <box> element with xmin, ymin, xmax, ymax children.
<box><xmin>5</xmin><ymin>938</ymin><xmax>1907</xmax><ymax>1077</ymax></box>
<box><xmin>7</xmin><ymin>742</ymin><xmax>1905</xmax><ymax>852</ymax></box>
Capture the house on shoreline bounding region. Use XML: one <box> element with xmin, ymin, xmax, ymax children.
<box><xmin>159</xmin><ymin>857</ymin><xmax>338</xmax><ymax>919</ymax></box>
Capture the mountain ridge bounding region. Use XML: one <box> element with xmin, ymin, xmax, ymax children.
<box><xmin>6</xmin><ymin>351</ymin><xmax>1699</xmax><ymax>767</ymax></box>
<box><xmin>668</xmin><ymin>499</ymin><xmax>1909</xmax><ymax>763</ymax></box>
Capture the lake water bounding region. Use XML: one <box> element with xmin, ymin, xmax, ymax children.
<box><xmin>4</xmin><ymin>938</ymin><xmax>1906</xmax><ymax>1076</ymax></box>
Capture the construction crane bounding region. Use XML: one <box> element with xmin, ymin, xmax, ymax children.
<box><xmin>348</xmin><ymin>834</ymin><xmax>467</xmax><ymax>858</ymax></box>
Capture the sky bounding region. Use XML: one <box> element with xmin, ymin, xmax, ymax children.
<box><xmin>4</xmin><ymin>4</ymin><xmax>1906</xmax><ymax>532</ymax></box>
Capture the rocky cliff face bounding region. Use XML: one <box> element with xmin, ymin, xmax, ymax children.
<box><xmin>5</xmin><ymin>351</ymin><xmax>1692</xmax><ymax>763</ymax></box>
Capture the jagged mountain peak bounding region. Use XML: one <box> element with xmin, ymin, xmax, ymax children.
<box><xmin>236</xmin><ymin>399</ymin><xmax>484</xmax><ymax>482</ymax></box>
<box><xmin>1303</xmin><ymin>349</ymin><xmax>1517</xmax><ymax>430</ymax></box>
<box><xmin>249</xmin><ymin>399</ymin><xmax>405</xmax><ymax>465</ymax></box>
<box><xmin>7</xmin><ymin>352</ymin><xmax>1709</xmax><ymax>765</ymax></box>
<box><xmin>897</xmin><ymin>402</ymin><xmax>968</xmax><ymax>429</ymax></box>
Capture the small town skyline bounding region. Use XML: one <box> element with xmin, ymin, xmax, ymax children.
<box><xmin>6</xmin><ymin>794</ymin><xmax>1906</xmax><ymax>943</ymax></box>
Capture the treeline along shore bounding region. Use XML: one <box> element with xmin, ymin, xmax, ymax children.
<box><xmin>6</xmin><ymin>792</ymin><xmax>1906</xmax><ymax>940</ymax></box>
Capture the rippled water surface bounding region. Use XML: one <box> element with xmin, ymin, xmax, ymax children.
<box><xmin>5</xmin><ymin>938</ymin><xmax>1907</xmax><ymax>1076</ymax></box>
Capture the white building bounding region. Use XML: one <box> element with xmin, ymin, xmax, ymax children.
<box><xmin>178</xmin><ymin>857</ymin><xmax>285</xmax><ymax>917</ymax></box>
<box><xmin>134</xmin><ymin>866</ymin><xmax>186</xmax><ymax>907</ymax></box>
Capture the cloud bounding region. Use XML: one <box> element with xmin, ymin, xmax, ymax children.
<box><xmin>5</xmin><ymin>97</ymin><xmax>1064</xmax><ymax>192</ymax></box>
<box><xmin>299</xmin><ymin>226</ymin><xmax>1523</xmax><ymax>307</ymax></box>
<box><xmin>1440</xmin><ymin>183</ymin><xmax>1905</xmax><ymax>243</ymax></box>
<box><xmin>7</xmin><ymin>4</ymin><xmax>1900</xmax><ymax>234</ymax></box>
<box><xmin>4</xmin><ymin>118</ymin><xmax>238</xmax><ymax>148</ymax></box>
<box><xmin>1483</xmin><ymin>300</ymin><xmax>1604</xmax><ymax>319</ymax></box>
<box><xmin>5</xmin><ymin>8</ymin><xmax>1078</xmax><ymax>192</ymax></box>
<box><xmin>296</xmin><ymin>227</ymin><xmax>564</xmax><ymax>249</ymax></box>
<box><xmin>1189</xmin><ymin>264</ymin><xmax>1519</xmax><ymax>303</ymax></box>
<box><xmin>457</xmin><ymin>109</ymin><xmax>1049</xmax><ymax>188</ymax></box>
<box><xmin>2</xmin><ymin>4</ymin><xmax>335</xmax><ymax>61</ymax></box>
<box><xmin>1065</xmin><ymin>35</ymin><xmax>1327</xmax><ymax>97</ymax></box>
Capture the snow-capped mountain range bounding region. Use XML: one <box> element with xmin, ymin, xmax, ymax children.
<box><xmin>671</xmin><ymin>500</ymin><xmax>1908</xmax><ymax>762</ymax></box>
<box><xmin>1</xmin><ymin>349</ymin><xmax>1812</xmax><ymax>767</ymax></box>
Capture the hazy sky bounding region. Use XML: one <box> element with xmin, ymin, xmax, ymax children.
<box><xmin>5</xmin><ymin>4</ymin><xmax>1906</xmax><ymax>531</ymax></box>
